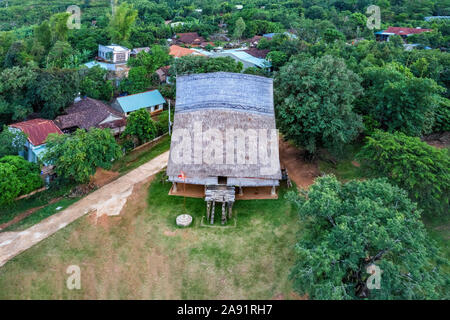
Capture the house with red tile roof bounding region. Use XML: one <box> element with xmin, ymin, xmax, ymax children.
<box><xmin>9</xmin><ymin>119</ymin><xmax>63</xmax><ymax>164</ymax></box>
<box><xmin>375</xmin><ymin>27</ymin><xmax>432</xmax><ymax>42</ymax></box>
<box><xmin>169</xmin><ymin>45</ymin><xmax>205</xmax><ymax>58</ymax></box>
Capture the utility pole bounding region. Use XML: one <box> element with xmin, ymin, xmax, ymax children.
<box><xmin>168</xmin><ymin>100</ymin><xmax>172</xmax><ymax>135</ymax></box>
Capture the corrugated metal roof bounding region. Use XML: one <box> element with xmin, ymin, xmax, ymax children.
<box><xmin>84</xmin><ymin>61</ymin><xmax>117</xmax><ymax>71</ymax></box>
<box><xmin>10</xmin><ymin>119</ymin><xmax>63</xmax><ymax>146</ymax></box>
<box><xmin>116</xmin><ymin>90</ymin><xmax>166</xmax><ymax>113</ymax></box>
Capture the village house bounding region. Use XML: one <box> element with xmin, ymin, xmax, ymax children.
<box><xmin>9</xmin><ymin>119</ymin><xmax>62</xmax><ymax>164</ymax></box>
<box><xmin>375</xmin><ymin>27</ymin><xmax>432</xmax><ymax>42</ymax></box>
<box><xmin>84</xmin><ymin>44</ymin><xmax>132</xmax><ymax>85</ymax></box>
<box><xmin>54</xmin><ymin>97</ymin><xmax>126</xmax><ymax>136</ymax></box>
<box><xmin>169</xmin><ymin>45</ymin><xmax>205</xmax><ymax>58</ymax></box>
<box><xmin>166</xmin><ymin>72</ymin><xmax>281</xmax><ymax>225</ymax></box>
<box><xmin>130</xmin><ymin>47</ymin><xmax>150</xmax><ymax>58</ymax></box>
<box><xmin>155</xmin><ymin>65</ymin><xmax>171</xmax><ymax>84</ymax></box>
<box><xmin>97</xmin><ymin>44</ymin><xmax>131</xmax><ymax>63</ymax></box>
<box><xmin>111</xmin><ymin>90</ymin><xmax>166</xmax><ymax>117</ymax></box>
<box><xmin>174</xmin><ymin>32</ymin><xmax>206</xmax><ymax>46</ymax></box>
<box><xmin>211</xmin><ymin>48</ymin><xmax>271</xmax><ymax>70</ymax></box>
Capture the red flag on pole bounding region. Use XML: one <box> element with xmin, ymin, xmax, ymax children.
<box><xmin>178</xmin><ymin>171</ymin><xmax>186</xmax><ymax>181</ymax></box>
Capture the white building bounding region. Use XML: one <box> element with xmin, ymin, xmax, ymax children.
<box><xmin>98</xmin><ymin>44</ymin><xmax>131</xmax><ymax>64</ymax></box>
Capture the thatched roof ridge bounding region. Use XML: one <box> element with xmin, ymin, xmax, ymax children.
<box><xmin>176</xmin><ymin>72</ymin><xmax>274</xmax><ymax>115</ymax></box>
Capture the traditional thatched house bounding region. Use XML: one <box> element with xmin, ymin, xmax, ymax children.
<box><xmin>167</xmin><ymin>72</ymin><xmax>281</xmax><ymax>224</ymax></box>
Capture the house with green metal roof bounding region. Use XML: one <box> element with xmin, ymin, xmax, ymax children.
<box><xmin>111</xmin><ymin>90</ymin><xmax>166</xmax><ymax>117</ymax></box>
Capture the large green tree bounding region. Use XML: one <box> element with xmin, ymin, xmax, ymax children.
<box><xmin>0</xmin><ymin>155</ymin><xmax>43</xmax><ymax>207</ymax></box>
<box><xmin>80</xmin><ymin>66</ymin><xmax>114</xmax><ymax>101</ymax></box>
<box><xmin>119</xmin><ymin>66</ymin><xmax>151</xmax><ymax>94</ymax></box>
<box><xmin>0</xmin><ymin>65</ymin><xmax>37</xmax><ymax>125</ymax></box>
<box><xmin>289</xmin><ymin>175</ymin><xmax>447</xmax><ymax>300</ymax></box>
<box><xmin>108</xmin><ymin>2</ymin><xmax>138</xmax><ymax>45</ymax></box>
<box><xmin>43</xmin><ymin>128</ymin><xmax>122</xmax><ymax>184</ymax></box>
<box><xmin>357</xmin><ymin>130</ymin><xmax>449</xmax><ymax>216</ymax></box>
<box><xmin>128</xmin><ymin>45</ymin><xmax>172</xmax><ymax>74</ymax></box>
<box><xmin>171</xmin><ymin>55</ymin><xmax>243</xmax><ymax>77</ymax></box>
<box><xmin>358</xmin><ymin>63</ymin><xmax>444</xmax><ymax>136</ymax></box>
<box><xmin>275</xmin><ymin>55</ymin><xmax>363</xmax><ymax>156</ymax></box>
<box><xmin>0</xmin><ymin>126</ymin><xmax>27</xmax><ymax>158</ymax></box>
<box><xmin>121</xmin><ymin>108</ymin><xmax>158</xmax><ymax>146</ymax></box>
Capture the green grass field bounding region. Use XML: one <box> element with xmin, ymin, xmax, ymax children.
<box><xmin>0</xmin><ymin>172</ymin><xmax>301</xmax><ymax>299</ymax></box>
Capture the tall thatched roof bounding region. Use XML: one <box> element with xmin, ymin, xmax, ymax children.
<box><xmin>167</xmin><ymin>72</ymin><xmax>281</xmax><ymax>183</ymax></box>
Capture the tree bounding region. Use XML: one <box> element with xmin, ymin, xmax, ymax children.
<box><xmin>358</xmin><ymin>63</ymin><xmax>445</xmax><ymax>136</ymax></box>
<box><xmin>0</xmin><ymin>155</ymin><xmax>43</xmax><ymax>195</ymax></box>
<box><xmin>108</xmin><ymin>2</ymin><xmax>138</xmax><ymax>44</ymax></box>
<box><xmin>34</xmin><ymin>68</ymin><xmax>80</xmax><ymax>119</ymax></box>
<box><xmin>0</xmin><ymin>126</ymin><xmax>27</xmax><ymax>158</ymax></box>
<box><xmin>289</xmin><ymin>175</ymin><xmax>447</xmax><ymax>300</ymax></box>
<box><xmin>233</xmin><ymin>17</ymin><xmax>246</xmax><ymax>40</ymax></box>
<box><xmin>49</xmin><ymin>12</ymin><xmax>71</xmax><ymax>43</ymax></box>
<box><xmin>171</xmin><ymin>55</ymin><xmax>243</xmax><ymax>77</ymax></box>
<box><xmin>119</xmin><ymin>66</ymin><xmax>151</xmax><ymax>94</ymax></box>
<box><xmin>0</xmin><ymin>65</ymin><xmax>37</xmax><ymax>125</ymax></box>
<box><xmin>34</xmin><ymin>21</ymin><xmax>52</xmax><ymax>51</ymax></box>
<box><xmin>47</xmin><ymin>41</ymin><xmax>73</xmax><ymax>68</ymax></box>
<box><xmin>0</xmin><ymin>162</ymin><xmax>21</xmax><ymax>207</ymax></box>
<box><xmin>121</xmin><ymin>109</ymin><xmax>158</xmax><ymax>146</ymax></box>
<box><xmin>266</xmin><ymin>51</ymin><xmax>288</xmax><ymax>70</ymax></box>
<box><xmin>275</xmin><ymin>55</ymin><xmax>363</xmax><ymax>156</ymax></box>
<box><xmin>43</xmin><ymin>128</ymin><xmax>122</xmax><ymax>184</ymax></box>
<box><xmin>357</xmin><ymin>130</ymin><xmax>449</xmax><ymax>216</ymax></box>
<box><xmin>80</xmin><ymin>66</ymin><xmax>114</xmax><ymax>101</ymax></box>
<box><xmin>128</xmin><ymin>45</ymin><xmax>172</xmax><ymax>74</ymax></box>
<box><xmin>323</xmin><ymin>28</ymin><xmax>345</xmax><ymax>43</ymax></box>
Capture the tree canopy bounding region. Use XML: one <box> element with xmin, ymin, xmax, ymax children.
<box><xmin>289</xmin><ymin>175</ymin><xmax>448</xmax><ymax>300</ymax></box>
<box><xmin>275</xmin><ymin>55</ymin><xmax>363</xmax><ymax>156</ymax></box>
<box><xmin>43</xmin><ymin>128</ymin><xmax>122</xmax><ymax>184</ymax></box>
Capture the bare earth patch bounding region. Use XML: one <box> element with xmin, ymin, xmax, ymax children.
<box><xmin>279</xmin><ymin>138</ymin><xmax>319</xmax><ymax>189</ymax></box>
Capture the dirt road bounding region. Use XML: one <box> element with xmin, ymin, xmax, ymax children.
<box><xmin>0</xmin><ymin>151</ymin><xmax>169</xmax><ymax>268</ymax></box>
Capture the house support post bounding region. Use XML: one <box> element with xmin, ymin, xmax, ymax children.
<box><xmin>173</xmin><ymin>182</ymin><xmax>177</xmax><ymax>192</ymax></box>
<box><xmin>206</xmin><ymin>201</ymin><xmax>211</xmax><ymax>221</ymax></box>
<box><xmin>228</xmin><ymin>201</ymin><xmax>233</xmax><ymax>219</ymax></box>
<box><xmin>210</xmin><ymin>201</ymin><xmax>215</xmax><ymax>224</ymax></box>
<box><xmin>239</xmin><ymin>186</ymin><xmax>243</xmax><ymax>196</ymax></box>
<box><xmin>221</xmin><ymin>202</ymin><xmax>227</xmax><ymax>225</ymax></box>
<box><xmin>271</xmin><ymin>185</ymin><xmax>276</xmax><ymax>195</ymax></box>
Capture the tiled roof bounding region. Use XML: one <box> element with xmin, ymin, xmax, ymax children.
<box><xmin>383</xmin><ymin>27</ymin><xmax>433</xmax><ymax>35</ymax></box>
<box><xmin>244</xmin><ymin>48</ymin><xmax>270</xmax><ymax>59</ymax></box>
<box><xmin>54</xmin><ymin>97</ymin><xmax>125</xmax><ymax>131</ymax></box>
<box><xmin>169</xmin><ymin>45</ymin><xmax>205</xmax><ymax>58</ymax></box>
<box><xmin>176</xmin><ymin>32</ymin><xmax>206</xmax><ymax>44</ymax></box>
<box><xmin>10</xmin><ymin>119</ymin><xmax>63</xmax><ymax>146</ymax></box>
<box><xmin>115</xmin><ymin>90</ymin><xmax>166</xmax><ymax>113</ymax></box>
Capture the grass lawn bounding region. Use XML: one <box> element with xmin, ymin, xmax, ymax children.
<box><xmin>0</xmin><ymin>172</ymin><xmax>301</xmax><ymax>299</ymax></box>
<box><xmin>0</xmin><ymin>184</ymin><xmax>74</xmax><ymax>225</ymax></box>
<box><xmin>2</xmin><ymin>198</ymin><xmax>80</xmax><ymax>232</ymax></box>
<box><xmin>318</xmin><ymin>143</ymin><xmax>364</xmax><ymax>181</ymax></box>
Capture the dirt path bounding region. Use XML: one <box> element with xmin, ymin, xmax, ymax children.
<box><xmin>279</xmin><ymin>139</ymin><xmax>319</xmax><ymax>189</ymax></box>
<box><xmin>0</xmin><ymin>151</ymin><xmax>170</xmax><ymax>268</ymax></box>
